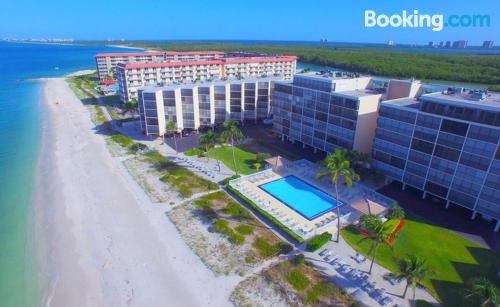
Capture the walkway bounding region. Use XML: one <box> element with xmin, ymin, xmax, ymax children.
<box><xmin>303</xmin><ymin>237</ymin><xmax>437</xmax><ymax>307</ymax></box>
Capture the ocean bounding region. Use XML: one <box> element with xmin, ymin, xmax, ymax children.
<box><xmin>0</xmin><ymin>42</ymin><xmax>141</xmax><ymax>306</ymax></box>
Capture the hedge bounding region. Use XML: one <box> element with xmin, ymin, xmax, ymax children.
<box><xmin>223</xmin><ymin>174</ymin><xmax>240</xmax><ymax>186</ymax></box>
<box><xmin>227</xmin><ymin>185</ymin><xmax>304</xmax><ymax>243</ymax></box>
<box><xmin>306</xmin><ymin>232</ymin><xmax>332</xmax><ymax>252</ymax></box>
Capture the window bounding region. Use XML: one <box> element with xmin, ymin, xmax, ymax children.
<box><xmin>440</xmin><ymin>119</ymin><xmax>468</xmax><ymax>136</ymax></box>
<box><xmin>416</xmin><ymin>113</ymin><xmax>441</xmax><ymax>129</ymax></box>
<box><xmin>448</xmin><ymin>190</ymin><xmax>477</xmax><ymax>209</ymax></box>
<box><xmin>433</xmin><ymin>145</ymin><xmax>460</xmax><ymax>162</ymax></box>
<box><xmin>437</xmin><ymin>132</ymin><xmax>464</xmax><ymax>150</ymax></box>
<box><xmin>459</xmin><ymin>152</ymin><xmax>490</xmax><ymax>171</ymax></box>
<box><xmin>315</xmin><ymin>111</ymin><xmax>327</xmax><ymax>122</ymax></box>
<box><xmin>467</xmin><ymin>125</ymin><xmax>500</xmax><ymax>144</ymax></box>
<box><xmin>430</xmin><ymin>156</ymin><xmax>457</xmax><ymax>174</ymax></box>
<box><xmin>425</xmin><ymin>181</ymin><xmax>449</xmax><ymax>198</ymax></box>
<box><xmin>411</xmin><ymin>139</ymin><xmax>434</xmax><ymax>154</ymax></box>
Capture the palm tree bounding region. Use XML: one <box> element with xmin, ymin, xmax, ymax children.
<box><xmin>123</xmin><ymin>97</ymin><xmax>138</xmax><ymax>116</ymax></box>
<box><xmin>362</xmin><ymin>219</ymin><xmax>393</xmax><ymax>274</ymax></box>
<box><xmin>465</xmin><ymin>277</ymin><xmax>500</xmax><ymax>307</ymax></box>
<box><xmin>199</xmin><ymin>130</ymin><xmax>218</xmax><ymax>153</ymax></box>
<box><xmin>220</xmin><ymin>119</ymin><xmax>244</xmax><ymax>175</ymax></box>
<box><xmin>359</xmin><ymin>214</ymin><xmax>380</xmax><ymax>231</ymax></box>
<box><xmin>165</xmin><ymin>120</ymin><xmax>178</xmax><ymax>154</ymax></box>
<box><xmin>394</xmin><ymin>255</ymin><xmax>434</xmax><ymax>300</ymax></box>
<box><xmin>316</xmin><ymin>149</ymin><xmax>360</xmax><ymax>242</ymax></box>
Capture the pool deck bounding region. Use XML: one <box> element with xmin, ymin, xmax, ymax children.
<box><xmin>229</xmin><ymin>159</ymin><xmax>396</xmax><ymax>240</ymax></box>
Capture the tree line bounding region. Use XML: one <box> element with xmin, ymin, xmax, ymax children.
<box><xmin>124</xmin><ymin>41</ymin><xmax>500</xmax><ymax>89</ymax></box>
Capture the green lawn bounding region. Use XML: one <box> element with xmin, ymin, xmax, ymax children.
<box><xmin>207</xmin><ymin>146</ymin><xmax>259</xmax><ymax>175</ymax></box>
<box><xmin>341</xmin><ymin>213</ymin><xmax>500</xmax><ymax>306</ymax></box>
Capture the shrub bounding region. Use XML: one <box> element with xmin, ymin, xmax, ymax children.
<box><xmin>178</xmin><ymin>185</ymin><xmax>193</xmax><ymax>198</ymax></box>
<box><xmin>213</xmin><ymin>219</ymin><xmax>244</xmax><ymax>245</ymax></box>
<box><xmin>200</xmin><ymin>207</ymin><xmax>218</xmax><ymax>220</ymax></box>
<box><xmin>223</xmin><ymin>174</ymin><xmax>240</xmax><ymax>186</ymax></box>
<box><xmin>203</xmin><ymin>191</ymin><xmax>226</xmax><ymax>201</ymax></box>
<box><xmin>228</xmin><ymin>232</ymin><xmax>245</xmax><ymax>244</ymax></box>
<box><xmin>306</xmin><ymin>281</ymin><xmax>340</xmax><ymax>304</ymax></box>
<box><xmin>245</xmin><ymin>255</ymin><xmax>256</xmax><ymax>264</ymax></box>
<box><xmin>387</xmin><ymin>204</ymin><xmax>405</xmax><ymax>219</ymax></box>
<box><xmin>199</xmin><ymin>178</ymin><xmax>219</xmax><ymax>190</ymax></box>
<box><xmin>143</xmin><ymin>150</ymin><xmax>167</xmax><ymax>164</ymax></box>
<box><xmin>223</xmin><ymin>203</ymin><xmax>250</xmax><ymax>218</ymax></box>
<box><xmin>416</xmin><ymin>300</ymin><xmax>435</xmax><ymax>307</ymax></box>
<box><xmin>255</xmin><ymin>152</ymin><xmax>271</xmax><ymax>163</ymax></box>
<box><xmin>253</xmin><ymin>162</ymin><xmax>262</xmax><ymax>170</ymax></box>
<box><xmin>214</xmin><ymin>219</ymin><xmax>230</xmax><ymax>234</ymax></box>
<box><xmin>293</xmin><ymin>254</ymin><xmax>305</xmax><ymax>265</ymax></box>
<box><xmin>306</xmin><ymin>232</ymin><xmax>332</xmax><ymax>252</ymax></box>
<box><xmin>193</xmin><ymin>198</ymin><xmax>211</xmax><ymax>208</ymax></box>
<box><xmin>287</xmin><ymin>270</ymin><xmax>310</xmax><ymax>291</ymax></box>
<box><xmin>252</xmin><ymin>237</ymin><xmax>280</xmax><ymax>258</ymax></box>
<box><xmin>129</xmin><ymin>142</ymin><xmax>147</xmax><ymax>154</ymax></box>
<box><xmin>235</xmin><ymin>224</ymin><xmax>254</xmax><ymax>235</ymax></box>
<box><xmin>110</xmin><ymin>134</ymin><xmax>134</xmax><ymax>148</ymax></box>
<box><xmin>359</xmin><ymin>214</ymin><xmax>382</xmax><ymax>232</ymax></box>
<box><xmin>279</xmin><ymin>242</ymin><xmax>293</xmax><ymax>254</ymax></box>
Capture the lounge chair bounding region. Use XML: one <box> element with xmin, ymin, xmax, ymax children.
<box><xmin>380</xmin><ymin>296</ymin><xmax>393</xmax><ymax>306</ymax></box>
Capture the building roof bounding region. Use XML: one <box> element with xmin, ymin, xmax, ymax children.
<box><xmin>350</xmin><ymin>199</ymin><xmax>388</xmax><ymax>216</ymax></box>
<box><xmin>95</xmin><ymin>50</ymin><xmax>225</xmax><ymax>57</ymax></box>
<box><xmin>381</xmin><ymin>97</ymin><xmax>421</xmax><ymax>109</ymax></box>
<box><xmin>120</xmin><ymin>56</ymin><xmax>297</xmax><ymax>70</ymax></box>
<box><xmin>334</xmin><ymin>89</ymin><xmax>384</xmax><ymax>98</ymax></box>
<box><xmin>423</xmin><ymin>91</ymin><xmax>500</xmax><ymax>110</ymax></box>
<box><xmin>296</xmin><ymin>71</ymin><xmax>365</xmax><ymax>81</ymax></box>
<box><xmin>383</xmin><ymin>90</ymin><xmax>500</xmax><ymax>112</ymax></box>
<box><xmin>139</xmin><ymin>75</ymin><xmax>283</xmax><ymax>92</ymax></box>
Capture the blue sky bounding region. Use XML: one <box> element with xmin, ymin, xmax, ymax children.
<box><xmin>0</xmin><ymin>0</ymin><xmax>497</xmax><ymax>44</ymax></box>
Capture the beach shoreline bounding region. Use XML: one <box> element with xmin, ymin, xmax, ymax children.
<box><xmin>34</xmin><ymin>76</ymin><xmax>237</xmax><ymax>307</ymax></box>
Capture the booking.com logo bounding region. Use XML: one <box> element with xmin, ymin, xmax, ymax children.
<box><xmin>365</xmin><ymin>10</ymin><xmax>491</xmax><ymax>32</ymax></box>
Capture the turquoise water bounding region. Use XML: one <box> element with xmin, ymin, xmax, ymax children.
<box><xmin>0</xmin><ymin>42</ymin><xmax>142</xmax><ymax>306</ymax></box>
<box><xmin>259</xmin><ymin>176</ymin><xmax>340</xmax><ymax>220</ymax></box>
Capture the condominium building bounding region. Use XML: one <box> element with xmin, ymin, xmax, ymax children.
<box><xmin>482</xmin><ymin>40</ymin><xmax>494</xmax><ymax>48</ymax></box>
<box><xmin>137</xmin><ymin>76</ymin><xmax>282</xmax><ymax>136</ymax></box>
<box><xmin>95</xmin><ymin>51</ymin><xmax>225</xmax><ymax>80</ymax></box>
<box><xmin>272</xmin><ymin>72</ymin><xmax>385</xmax><ymax>154</ymax></box>
<box><xmin>117</xmin><ymin>56</ymin><xmax>297</xmax><ymax>102</ymax></box>
<box><xmin>372</xmin><ymin>86</ymin><xmax>500</xmax><ymax>231</ymax></box>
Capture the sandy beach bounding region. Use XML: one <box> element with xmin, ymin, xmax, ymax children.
<box><xmin>34</xmin><ymin>78</ymin><xmax>238</xmax><ymax>307</ymax></box>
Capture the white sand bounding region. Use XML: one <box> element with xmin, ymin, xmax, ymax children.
<box><xmin>35</xmin><ymin>78</ymin><xmax>239</xmax><ymax>307</ymax></box>
<box><xmin>65</xmin><ymin>70</ymin><xmax>96</xmax><ymax>77</ymax></box>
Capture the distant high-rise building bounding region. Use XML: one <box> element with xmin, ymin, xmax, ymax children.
<box><xmin>439</xmin><ymin>41</ymin><xmax>444</xmax><ymax>48</ymax></box>
<box><xmin>387</xmin><ymin>40</ymin><xmax>395</xmax><ymax>47</ymax></box>
<box><xmin>452</xmin><ymin>40</ymin><xmax>468</xmax><ymax>48</ymax></box>
<box><xmin>483</xmin><ymin>41</ymin><xmax>494</xmax><ymax>48</ymax></box>
<box><xmin>445</xmin><ymin>41</ymin><xmax>451</xmax><ymax>48</ymax></box>
<box><xmin>428</xmin><ymin>41</ymin><xmax>433</xmax><ymax>47</ymax></box>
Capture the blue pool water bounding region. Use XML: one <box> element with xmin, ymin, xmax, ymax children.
<box><xmin>259</xmin><ymin>176</ymin><xmax>341</xmax><ymax>220</ymax></box>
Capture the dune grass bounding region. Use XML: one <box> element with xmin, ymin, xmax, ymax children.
<box><xmin>341</xmin><ymin>212</ymin><xmax>500</xmax><ymax>306</ymax></box>
<box><xmin>143</xmin><ymin>151</ymin><xmax>218</xmax><ymax>198</ymax></box>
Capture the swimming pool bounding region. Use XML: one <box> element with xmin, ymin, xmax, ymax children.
<box><xmin>259</xmin><ymin>175</ymin><xmax>341</xmax><ymax>220</ymax></box>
